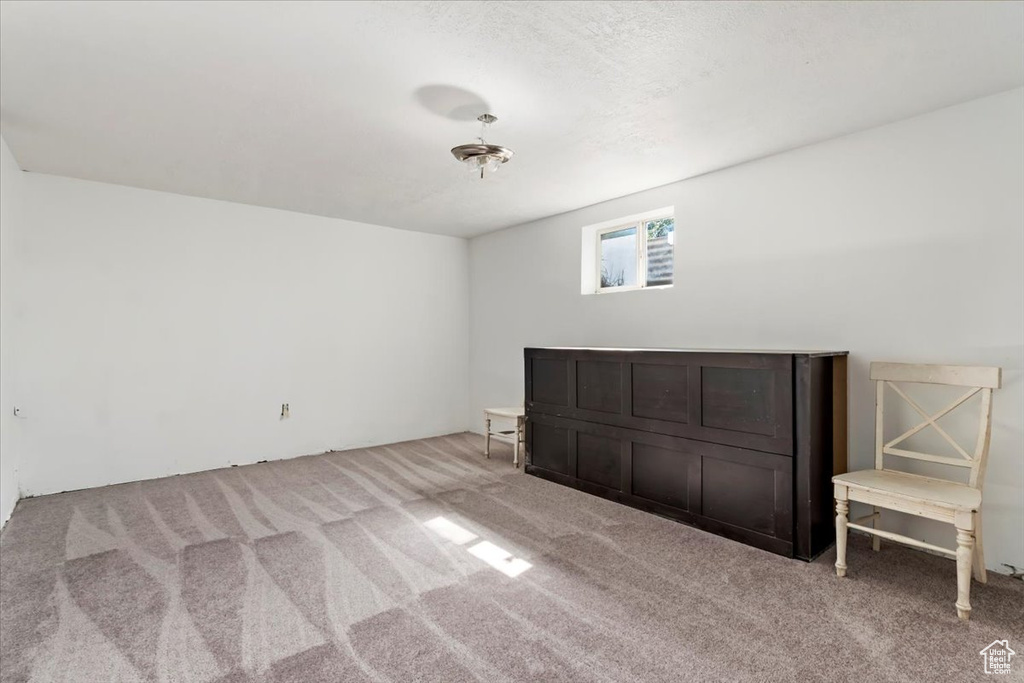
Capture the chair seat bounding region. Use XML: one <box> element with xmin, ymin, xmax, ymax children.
<box><xmin>485</xmin><ymin>407</ymin><xmax>525</xmax><ymax>419</ymax></box>
<box><xmin>833</xmin><ymin>469</ymin><xmax>981</xmax><ymax>511</ymax></box>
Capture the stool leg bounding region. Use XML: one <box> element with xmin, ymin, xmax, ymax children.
<box><xmin>484</xmin><ymin>415</ymin><xmax>491</xmax><ymax>459</ymax></box>
<box><xmin>521</xmin><ymin>416</ymin><xmax>527</xmax><ymax>469</ymax></box>
<box><xmin>513</xmin><ymin>417</ymin><xmax>523</xmax><ymax>468</ymax></box>
<box><xmin>513</xmin><ymin>425</ymin><xmax>519</xmax><ymax>468</ymax></box>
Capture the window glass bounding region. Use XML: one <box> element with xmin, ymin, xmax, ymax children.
<box><xmin>645</xmin><ymin>218</ymin><xmax>675</xmax><ymax>287</ymax></box>
<box><xmin>599</xmin><ymin>227</ymin><xmax>638</xmax><ymax>288</ymax></box>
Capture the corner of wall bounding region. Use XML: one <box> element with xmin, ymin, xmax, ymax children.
<box><xmin>0</xmin><ymin>134</ymin><xmax>25</xmax><ymax>529</ymax></box>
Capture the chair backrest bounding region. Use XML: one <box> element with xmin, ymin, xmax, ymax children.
<box><xmin>870</xmin><ymin>362</ymin><xmax>1000</xmax><ymax>489</ymax></box>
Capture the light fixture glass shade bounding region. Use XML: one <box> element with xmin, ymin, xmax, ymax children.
<box><xmin>464</xmin><ymin>156</ymin><xmax>487</xmax><ymax>173</ymax></box>
<box><xmin>464</xmin><ymin>155</ymin><xmax>503</xmax><ymax>175</ymax></box>
<box><xmin>451</xmin><ymin>114</ymin><xmax>513</xmax><ymax>179</ymax></box>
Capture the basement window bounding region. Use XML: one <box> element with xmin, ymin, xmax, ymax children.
<box><xmin>581</xmin><ymin>208</ymin><xmax>675</xmax><ymax>294</ymax></box>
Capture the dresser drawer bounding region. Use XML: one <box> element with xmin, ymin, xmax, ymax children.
<box><xmin>526</xmin><ymin>349</ymin><xmax>794</xmax><ymax>455</ymax></box>
<box><xmin>526</xmin><ymin>413</ymin><xmax>794</xmax><ymax>554</ymax></box>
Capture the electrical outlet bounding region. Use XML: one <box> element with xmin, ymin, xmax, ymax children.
<box><xmin>280</xmin><ymin>403</ymin><xmax>290</xmax><ymax>419</ymax></box>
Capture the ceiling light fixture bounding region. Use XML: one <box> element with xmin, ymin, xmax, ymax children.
<box><xmin>451</xmin><ymin>114</ymin><xmax>513</xmax><ymax>179</ymax></box>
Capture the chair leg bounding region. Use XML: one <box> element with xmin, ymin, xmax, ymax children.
<box><xmin>484</xmin><ymin>416</ymin><xmax>491</xmax><ymax>459</ymax></box>
<box><xmin>955</xmin><ymin>524</ymin><xmax>974</xmax><ymax>621</ymax></box>
<box><xmin>513</xmin><ymin>420</ymin><xmax>520</xmax><ymax>468</ymax></box>
<box><xmin>972</xmin><ymin>511</ymin><xmax>987</xmax><ymax>584</ymax></box>
<box><xmin>835</xmin><ymin>491</ymin><xmax>849</xmax><ymax>578</ymax></box>
<box><xmin>516</xmin><ymin>416</ymin><xmax>525</xmax><ymax>469</ymax></box>
<box><xmin>871</xmin><ymin>506</ymin><xmax>881</xmax><ymax>552</ymax></box>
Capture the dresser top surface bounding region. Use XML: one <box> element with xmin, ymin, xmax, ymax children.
<box><xmin>527</xmin><ymin>347</ymin><xmax>848</xmax><ymax>357</ymax></box>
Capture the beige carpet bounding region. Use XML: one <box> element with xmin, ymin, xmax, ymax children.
<box><xmin>1</xmin><ymin>433</ymin><xmax>1021</xmax><ymax>682</ymax></box>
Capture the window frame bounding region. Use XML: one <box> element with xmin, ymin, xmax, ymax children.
<box><xmin>595</xmin><ymin>222</ymin><xmax>643</xmax><ymax>293</ymax></box>
<box><xmin>594</xmin><ymin>214</ymin><xmax>674</xmax><ymax>294</ymax></box>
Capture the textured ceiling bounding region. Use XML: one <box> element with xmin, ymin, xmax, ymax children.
<box><xmin>1</xmin><ymin>1</ymin><xmax>1022</xmax><ymax>238</ymax></box>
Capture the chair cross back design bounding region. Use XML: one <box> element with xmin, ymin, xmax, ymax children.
<box><xmin>832</xmin><ymin>361</ymin><xmax>1001</xmax><ymax>621</ymax></box>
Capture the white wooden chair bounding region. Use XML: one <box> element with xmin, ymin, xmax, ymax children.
<box><xmin>833</xmin><ymin>362</ymin><xmax>1001</xmax><ymax>621</ymax></box>
<box><xmin>483</xmin><ymin>406</ymin><xmax>525</xmax><ymax>468</ymax></box>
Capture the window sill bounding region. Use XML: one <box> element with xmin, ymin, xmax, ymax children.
<box><xmin>589</xmin><ymin>284</ymin><xmax>674</xmax><ymax>296</ymax></box>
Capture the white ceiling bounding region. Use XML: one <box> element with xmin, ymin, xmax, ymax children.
<box><xmin>1</xmin><ymin>1</ymin><xmax>1022</xmax><ymax>238</ymax></box>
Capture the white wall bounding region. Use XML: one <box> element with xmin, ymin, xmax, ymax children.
<box><xmin>469</xmin><ymin>88</ymin><xmax>1024</xmax><ymax>573</ymax></box>
<box><xmin>13</xmin><ymin>173</ymin><xmax>469</xmax><ymax>496</ymax></box>
<box><xmin>0</xmin><ymin>137</ymin><xmax>25</xmax><ymax>525</ymax></box>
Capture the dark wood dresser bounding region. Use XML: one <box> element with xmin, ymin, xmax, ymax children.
<box><xmin>524</xmin><ymin>347</ymin><xmax>848</xmax><ymax>560</ymax></box>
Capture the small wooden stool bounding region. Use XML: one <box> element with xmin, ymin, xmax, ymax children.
<box><xmin>483</xmin><ymin>407</ymin><xmax>525</xmax><ymax>468</ymax></box>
